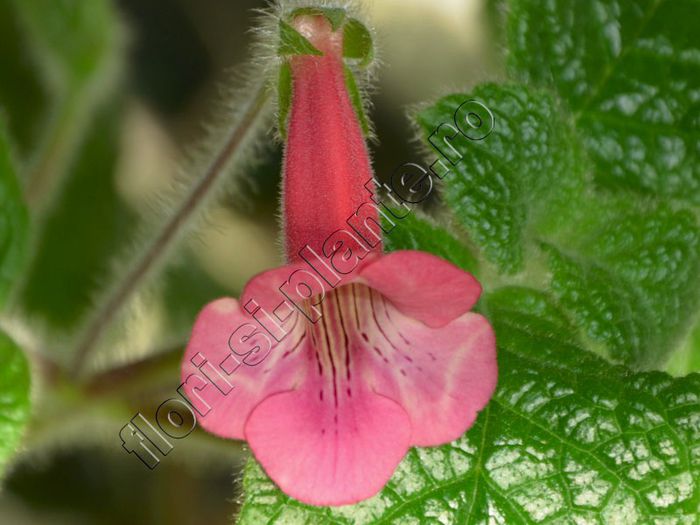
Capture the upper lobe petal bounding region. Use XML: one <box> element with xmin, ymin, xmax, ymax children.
<box><xmin>357</xmin><ymin>250</ymin><xmax>482</xmax><ymax>328</ymax></box>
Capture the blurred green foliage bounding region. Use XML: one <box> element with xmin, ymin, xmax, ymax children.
<box><xmin>0</xmin><ymin>117</ymin><xmax>28</xmax><ymax>306</ymax></box>
<box><xmin>11</xmin><ymin>0</ymin><xmax>120</xmax><ymax>90</ymax></box>
<box><xmin>0</xmin><ymin>328</ymin><xmax>29</xmax><ymax>479</ymax></box>
<box><xmin>0</xmin><ymin>1</ymin><xmax>46</xmax><ymax>157</ymax></box>
<box><xmin>20</xmin><ymin>101</ymin><xmax>136</xmax><ymax>330</ymax></box>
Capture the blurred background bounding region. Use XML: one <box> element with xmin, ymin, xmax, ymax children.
<box><xmin>0</xmin><ymin>0</ymin><xmax>502</xmax><ymax>523</ymax></box>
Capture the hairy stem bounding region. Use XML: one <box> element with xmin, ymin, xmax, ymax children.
<box><xmin>70</xmin><ymin>84</ymin><xmax>271</xmax><ymax>378</ymax></box>
<box><xmin>82</xmin><ymin>343</ymin><xmax>184</xmax><ymax>396</ymax></box>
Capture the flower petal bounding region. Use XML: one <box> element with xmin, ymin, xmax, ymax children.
<box><xmin>240</xmin><ymin>262</ymin><xmax>309</xmax><ymax>319</ymax></box>
<box><xmin>357</xmin><ymin>250</ymin><xmax>482</xmax><ymax>327</ymax></box>
<box><xmin>355</xmin><ymin>287</ymin><xmax>497</xmax><ymax>446</ymax></box>
<box><xmin>180</xmin><ymin>297</ymin><xmax>306</xmax><ymax>440</ymax></box>
<box><xmin>244</xmin><ymin>381</ymin><xmax>411</xmax><ymax>506</ymax></box>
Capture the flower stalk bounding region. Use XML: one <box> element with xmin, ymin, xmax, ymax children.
<box><xmin>71</xmin><ymin>83</ymin><xmax>271</xmax><ymax>378</ymax></box>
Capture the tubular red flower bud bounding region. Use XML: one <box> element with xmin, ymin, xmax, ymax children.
<box><xmin>283</xmin><ymin>15</ymin><xmax>378</xmax><ymax>262</ymax></box>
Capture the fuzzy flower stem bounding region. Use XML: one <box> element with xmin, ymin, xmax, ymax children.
<box><xmin>70</xmin><ymin>85</ymin><xmax>270</xmax><ymax>379</ymax></box>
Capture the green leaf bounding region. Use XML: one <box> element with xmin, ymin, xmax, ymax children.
<box><xmin>383</xmin><ymin>213</ymin><xmax>479</xmax><ymax>275</ymax></box>
<box><xmin>666</xmin><ymin>319</ymin><xmax>700</xmax><ymax>376</ymax></box>
<box><xmin>343</xmin><ymin>18</ymin><xmax>373</xmax><ymax>66</ymax></box>
<box><xmin>0</xmin><ymin>329</ymin><xmax>31</xmax><ymax>477</ymax></box>
<box><xmin>19</xmin><ymin>100</ymin><xmax>136</xmax><ymax>331</ymax></box>
<box><xmin>10</xmin><ymin>0</ymin><xmax>123</xmax><ymax>209</ymax></box>
<box><xmin>0</xmin><ymin>117</ymin><xmax>29</xmax><ymax>307</ymax></box>
<box><xmin>279</xmin><ymin>20</ymin><xmax>323</xmax><ymax>57</ymax></box>
<box><xmin>483</xmin><ymin>286</ymin><xmax>577</xmax><ymax>346</ymax></box>
<box><xmin>11</xmin><ymin>0</ymin><xmax>120</xmax><ymax>90</ymax></box>
<box><xmin>277</xmin><ymin>62</ymin><xmax>292</xmax><ymax>138</ymax></box>
<box><xmin>417</xmin><ymin>84</ymin><xmax>700</xmax><ymax>369</ymax></box>
<box><xmin>0</xmin><ymin>0</ymin><xmax>47</xmax><ymax>157</ymax></box>
<box><xmin>281</xmin><ymin>11</ymin><xmax>373</xmax><ymax>66</ymax></box>
<box><xmin>343</xmin><ymin>64</ymin><xmax>370</xmax><ymax>136</ymax></box>
<box><xmin>507</xmin><ymin>0</ymin><xmax>700</xmax><ymax>204</ymax></box>
<box><xmin>238</xmin><ymin>288</ymin><xmax>700</xmax><ymax>523</ymax></box>
<box><xmin>416</xmin><ymin>84</ymin><xmax>587</xmax><ymax>274</ymax></box>
<box><xmin>291</xmin><ymin>7</ymin><xmax>346</xmax><ymax>31</ymax></box>
<box><xmin>543</xmin><ymin>208</ymin><xmax>700</xmax><ymax>369</ymax></box>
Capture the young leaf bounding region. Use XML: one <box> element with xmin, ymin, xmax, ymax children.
<box><xmin>343</xmin><ymin>64</ymin><xmax>371</xmax><ymax>136</ymax></box>
<box><xmin>290</xmin><ymin>7</ymin><xmax>346</xmax><ymax>31</ymax></box>
<box><xmin>238</xmin><ymin>288</ymin><xmax>700</xmax><ymax>523</ymax></box>
<box><xmin>277</xmin><ymin>62</ymin><xmax>292</xmax><ymax>138</ymax></box>
<box><xmin>543</xmin><ymin>209</ymin><xmax>700</xmax><ymax>369</ymax></box>
<box><xmin>666</xmin><ymin>319</ymin><xmax>700</xmax><ymax>376</ymax></box>
<box><xmin>0</xmin><ymin>329</ymin><xmax>31</xmax><ymax>478</ymax></box>
<box><xmin>343</xmin><ymin>18</ymin><xmax>373</xmax><ymax>67</ymax></box>
<box><xmin>0</xmin><ymin>117</ymin><xmax>29</xmax><ymax>307</ymax></box>
<box><xmin>278</xmin><ymin>20</ymin><xmax>323</xmax><ymax>56</ymax></box>
<box><xmin>507</xmin><ymin>0</ymin><xmax>700</xmax><ymax>204</ymax></box>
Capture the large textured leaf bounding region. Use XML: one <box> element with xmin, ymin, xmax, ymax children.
<box><xmin>507</xmin><ymin>0</ymin><xmax>700</xmax><ymax>204</ymax></box>
<box><xmin>0</xmin><ymin>329</ymin><xmax>31</xmax><ymax>477</ymax></box>
<box><xmin>238</xmin><ymin>288</ymin><xmax>700</xmax><ymax>523</ymax></box>
<box><xmin>0</xmin><ymin>117</ymin><xmax>29</xmax><ymax>306</ymax></box>
<box><xmin>415</xmin><ymin>85</ymin><xmax>587</xmax><ymax>275</ymax></box>
<box><xmin>417</xmin><ymin>84</ymin><xmax>700</xmax><ymax>369</ymax></box>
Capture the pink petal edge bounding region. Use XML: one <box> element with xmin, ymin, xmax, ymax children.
<box><xmin>357</xmin><ymin>250</ymin><xmax>482</xmax><ymax>328</ymax></box>
<box><xmin>180</xmin><ymin>297</ymin><xmax>305</xmax><ymax>440</ymax></box>
<box><xmin>244</xmin><ymin>385</ymin><xmax>411</xmax><ymax>506</ymax></box>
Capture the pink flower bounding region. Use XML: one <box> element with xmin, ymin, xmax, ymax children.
<box><xmin>180</xmin><ymin>14</ymin><xmax>497</xmax><ymax>506</ymax></box>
